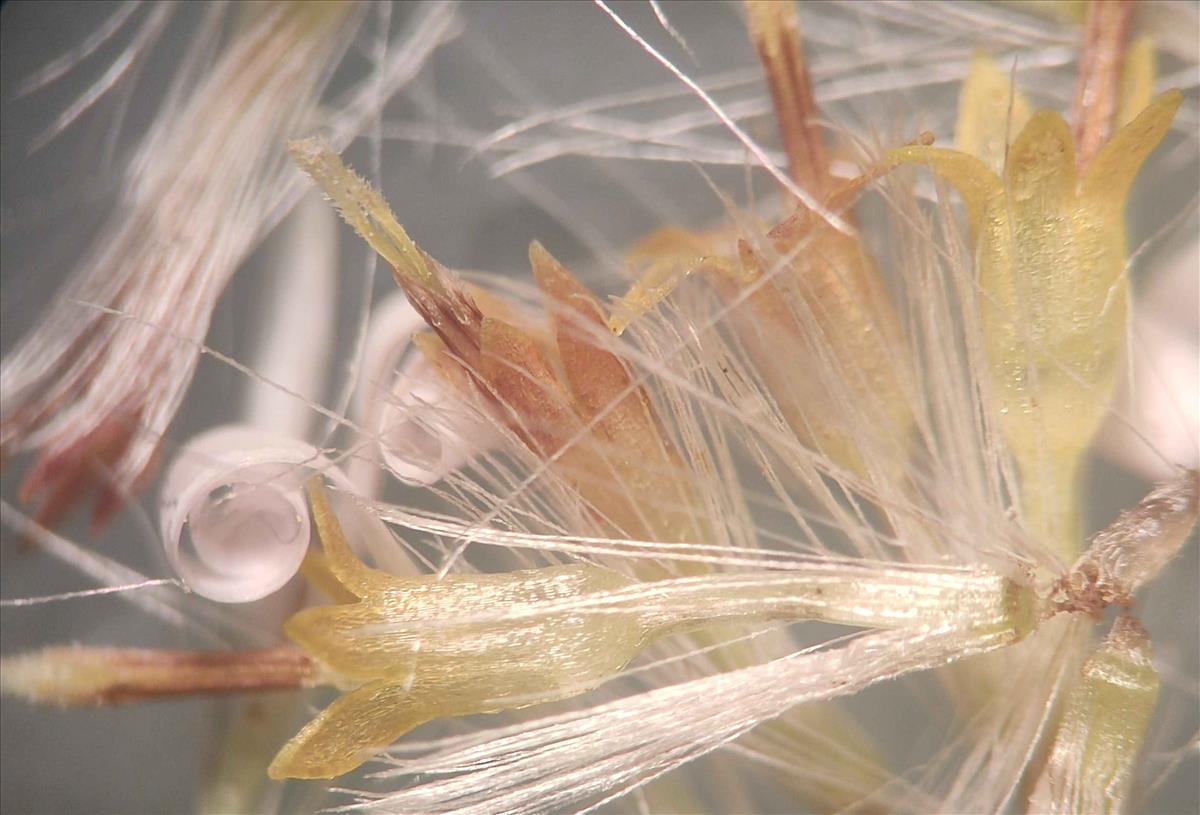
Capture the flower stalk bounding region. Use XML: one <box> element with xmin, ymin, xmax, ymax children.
<box><xmin>743</xmin><ymin>0</ymin><xmax>829</xmax><ymax>198</ymax></box>
<box><xmin>1072</xmin><ymin>0</ymin><xmax>1134</xmax><ymax>172</ymax></box>
<box><xmin>0</xmin><ymin>646</ymin><xmax>320</xmax><ymax>706</ymax></box>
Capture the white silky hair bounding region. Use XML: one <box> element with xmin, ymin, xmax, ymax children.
<box><xmin>0</xmin><ymin>1</ymin><xmax>1196</xmax><ymax>814</ymax></box>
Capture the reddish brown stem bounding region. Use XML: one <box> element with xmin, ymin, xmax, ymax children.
<box><xmin>3</xmin><ymin>646</ymin><xmax>320</xmax><ymax>706</ymax></box>
<box><xmin>1072</xmin><ymin>0</ymin><xmax>1133</xmax><ymax>173</ymax></box>
<box><xmin>744</xmin><ymin>0</ymin><xmax>831</xmax><ymax>199</ymax></box>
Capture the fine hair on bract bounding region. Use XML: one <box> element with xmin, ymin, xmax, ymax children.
<box><xmin>0</xmin><ymin>2</ymin><xmax>1197</xmax><ymax>814</ymax></box>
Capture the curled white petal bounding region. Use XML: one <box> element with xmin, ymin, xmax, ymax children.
<box><xmin>159</xmin><ymin>425</ymin><xmax>322</xmax><ymax>603</ymax></box>
<box><xmin>160</xmin><ymin>424</ymin><xmax>415</xmax><ymax>602</ymax></box>
<box><xmin>378</xmin><ymin>351</ymin><xmax>499</xmax><ymax>485</ymax></box>
<box><xmin>353</xmin><ymin>292</ymin><xmax>499</xmax><ymax>492</ymax></box>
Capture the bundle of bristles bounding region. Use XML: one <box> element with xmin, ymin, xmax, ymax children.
<box><xmin>0</xmin><ymin>1</ymin><xmax>1196</xmax><ymax>814</ymax></box>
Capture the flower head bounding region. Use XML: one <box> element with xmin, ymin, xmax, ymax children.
<box><xmin>0</xmin><ymin>2</ymin><xmax>1196</xmax><ymax>813</ymax></box>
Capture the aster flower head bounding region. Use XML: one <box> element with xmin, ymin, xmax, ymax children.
<box><xmin>0</xmin><ymin>2</ymin><xmax>1197</xmax><ymax>814</ymax></box>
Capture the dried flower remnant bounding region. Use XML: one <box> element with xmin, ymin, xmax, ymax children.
<box><xmin>1053</xmin><ymin>469</ymin><xmax>1198</xmax><ymax>615</ymax></box>
<box><xmin>289</xmin><ymin>138</ymin><xmax>708</xmax><ymax>566</ymax></box>
<box><xmin>0</xmin><ymin>3</ymin><xmax>359</xmax><ymax>530</ymax></box>
<box><xmin>610</xmin><ymin>2</ymin><xmax>919</xmax><ymax>482</ymax></box>
<box><xmin>352</xmin><ymin>292</ymin><xmax>501</xmax><ymax>491</ymax></box>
